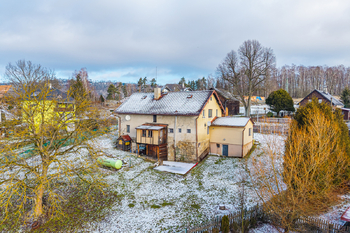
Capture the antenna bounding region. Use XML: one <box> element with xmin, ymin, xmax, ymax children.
<box><xmin>156</xmin><ymin>66</ymin><xmax>157</xmax><ymax>84</ymax></box>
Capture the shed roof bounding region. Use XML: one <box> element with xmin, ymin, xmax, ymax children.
<box><xmin>211</xmin><ymin>117</ymin><xmax>252</xmax><ymax>127</ymax></box>
<box><xmin>115</xmin><ymin>90</ymin><xmax>222</xmax><ymax>116</ymax></box>
<box><xmin>118</xmin><ymin>135</ymin><xmax>132</xmax><ymax>141</ymax></box>
<box><xmin>135</xmin><ymin>125</ymin><xmax>165</xmax><ymax>130</ymax></box>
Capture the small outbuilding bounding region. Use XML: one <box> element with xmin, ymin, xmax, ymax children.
<box><xmin>209</xmin><ymin>117</ymin><xmax>254</xmax><ymax>157</ymax></box>
<box><xmin>116</xmin><ymin>135</ymin><xmax>132</xmax><ymax>151</ymax></box>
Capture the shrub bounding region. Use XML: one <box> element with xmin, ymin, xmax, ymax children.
<box><xmin>221</xmin><ymin>215</ymin><xmax>230</xmax><ymax>233</ymax></box>
<box><xmin>266</xmin><ymin>111</ymin><xmax>273</xmax><ymax>117</ymax></box>
<box><xmin>212</xmin><ymin>228</ymin><xmax>219</xmax><ymax>233</ymax></box>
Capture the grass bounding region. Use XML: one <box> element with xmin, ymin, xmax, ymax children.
<box><xmin>35</xmin><ymin>181</ymin><xmax>120</xmax><ymax>232</ymax></box>
<box><xmin>161</xmin><ymin>202</ymin><xmax>174</xmax><ymax>207</ymax></box>
<box><xmin>191</xmin><ymin>204</ymin><xmax>201</xmax><ymax>209</ymax></box>
<box><xmin>128</xmin><ymin>203</ymin><xmax>135</xmax><ymax>208</ymax></box>
<box><xmin>150</xmin><ymin>204</ymin><xmax>161</xmax><ymax>209</ymax></box>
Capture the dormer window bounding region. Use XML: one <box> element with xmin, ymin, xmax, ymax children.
<box><xmin>187</xmin><ymin>94</ymin><xmax>193</xmax><ymax>99</ymax></box>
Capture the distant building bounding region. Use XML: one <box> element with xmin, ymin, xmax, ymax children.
<box><xmin>299</xmin><ymin>89</ymin><xmax>344</xmax><ymax>108</ymax></box>
<box><xmin>163</xmin><ymin>83</ymin><xmax>192</xmax><ymax>93</ymax></box>
<box><xmin>210</xmin><ymin>88</ymin><xmax>240</xmax><ymax>115</ymax></box>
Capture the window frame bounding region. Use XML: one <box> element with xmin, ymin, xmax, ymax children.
<box><xmin>202</xmin><ymin>110</ymin><xmax>205</xmax><ymax>118</ymax></box>
<box><xmin>178</xmin><ymin>128</ymin><xmax>182</xmax><ymax>133</ymax></box>
<box><xmin>169</xmin><ymin>128</ymin><xmax>174</xmax><ymax>133</ymax></box>
<box><xmin>126</xmin><ymin>125</ymin><xmax>130</xmax><ymax>133</ymax></box>
<box><xmin>142</xmin><ymin>129</ymin><xmax>146</xmax><ymax>137</ymax></box>
<box><xmin>249</xmin><ymin>128</ymin><xmax>252</xmax><ymax>136</ymax></box>
<box><xmin>187</xmin><ymin>129</ymin><xmax>191</xmax><ymax>133</ymax></box>
<box><xmin>148</xmin><ymin>130</ymin><xmax>153</xmax><ymax>138</ymax></box>
<box><xmin>153</xmin><ymin>115</ymin><xmax>157</xmax><ymax>122</ymax></box>
<box><xmin>208</xmin><ymin>109</ymin><xmax>212</xmax><ymax>118</ymax></box>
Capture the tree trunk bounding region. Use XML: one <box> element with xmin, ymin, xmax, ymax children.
<box><xmin>34</xmin><ymin>183</ymin><xmax>44</xmax><ymax>219</ymax></box>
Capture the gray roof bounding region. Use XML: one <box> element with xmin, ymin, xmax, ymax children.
<box><xmin>115</xmin><ymin>90</ymin><xmax>214</xmax><ymax>116</ymax></box>
<box><xmin>211</xmin><ymin>117</ymin><xmax>252</xmax><ymax>127</ymax></box>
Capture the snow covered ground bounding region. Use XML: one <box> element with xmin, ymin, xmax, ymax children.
<box><xmin>79</xmin><ymin>132</ymin><xmax>286</xmax><ymax>232</ymax></box>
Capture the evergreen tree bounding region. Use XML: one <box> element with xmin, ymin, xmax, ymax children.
<box><xmin>341</xmin><ymin>87</ymin><xmax>350</xmax><ymax>108</ymax></box>
<box><xmin>107</xmin><ymin>84</ymin><xmax>118</xmax><ymax>100</ymax></box>
<box><xmin>137</xmin><ymin>78</ymin><xmax>143</xmax><ymax>92</ymax></box>
<box><xmin>150</xmin><ymin>78</ymin><xmax>157</xmax><ymax>88</ymax></box>
<box><xmin>266</xmin><ymin>89</ymin><xmax>295</xmax><ymax>116</ymax></box>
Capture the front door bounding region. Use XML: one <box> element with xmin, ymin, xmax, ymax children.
<box><xmin>222</xmin><ymin>145</ymin><xmax>228</xmax><ymax>156</ymax></box>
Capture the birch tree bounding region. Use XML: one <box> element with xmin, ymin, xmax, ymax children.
<box><xmin>217</xmin><ymin>40</ymin><xmax>276</xmax><ymax>116</ymax></box>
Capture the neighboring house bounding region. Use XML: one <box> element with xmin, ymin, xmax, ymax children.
<box><xmin>0</xmin><ymin>85</ymin><xmax>13</xmax><ymax>101</ymax></box>
<box><xmin>163</xmin><ymin>83</ymin><xmax>193</xmax><ymax>93</ymax></box>
<box><xmin>299</xmin><ymin>89</ymin><xmax>344</xmax><ymax>108</ymax></box>
<box><xmin>209</xmin><ymin>117</ymin><xmax>254</xmax><ymax>157</ymax></box>
<box><xmin>115</xmin><ymin>88</ymin><xmax>225</xmax><ymax>162</ymax></box>
<box><xmin>22</xmin><ymin>88</ymin><xmax>75</xmax><ymax>131</ymax></box>
<box><xmin>210</xmin><ymin>88</ymin><xmax>240</xmax><ymax>115</ymax></box>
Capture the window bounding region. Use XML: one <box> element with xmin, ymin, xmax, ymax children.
<box><xmin>169</xmin><ymin>128</ymin><xmax>174</xmax><ymax>133</ymax></box>
<box><xmin>249</xmin><ymin>128</ymin><xmax>252</xmax><ymax>136</ymax></box>
<box><xmin>308</xmin><ymin>99</ymin><xmax>312</xmax><ymax>102</ymax></box>
<box><xmin>148</xmin><ymin>130</ymin><xmax>153</xmax><ymax>137</ymax></box>
<box><xmin>216</xmin><ymin>109</ymin><xmax>218</xmax><ymax>117</ymax></box>
<box><xmin>210</xmin><ymin>97</ymin><xmax>212</xmax><ymax>101</ymax></box>
<box><xmin>318</xmin><ymin>99</ymin><xmax>322</xmax><ymax>103</ymax></box>
<box><xmin>216</xmin><ymin>143</ymin><xmax>220</xmax><ymax>148</ymax></box>
<box><xmin>202</xmin><ymin>110</ymin><xmax>205</xmax><ymax>118</ymax></box>
<box><xmin>207</xmin><ymin>126</ymin><xmax>209</xmax><ymax>135</ymax></box>
<box><xmin>208</xmin><ymin>109</ymin><xmax>212</xmax><ymax>118</ymax></box>
<box><xmin>153</xmin><ymin>115</ymin><xmax>157</xmax><ymax>122</ymax></box>
<box><xmin>178</xmin><ymin>128</ymin><xmax>182</xmax><ymax>133</ymax></box>
<box><xmin>127</xmin><ymin>125</ymin><xmax>130</xmax><ymax>133</ymax></box>
<box><xmin>187</xmin><ymin>129</ymin><xmax>191</xmax><ymax>133</ymax></box>
<box><xmin>142</xmin><ymin>130</ymin><xmax>146</xmax><ymax>137</ymax></box>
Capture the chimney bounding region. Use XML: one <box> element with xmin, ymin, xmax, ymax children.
<box><xmin>154</xmin><ymin>87</ymin><xmax>161</xmax><ymax>100</ymax></box>
<box><xmin>182</xmin><ymin>82</ymin><xmax>184</xmax><ymax>89</ymax></box>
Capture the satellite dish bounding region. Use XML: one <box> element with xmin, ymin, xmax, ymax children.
<box><xmin>125</xmin><ymin>115</ymin><xmax>130</xmax><ymax>121</ymax></box>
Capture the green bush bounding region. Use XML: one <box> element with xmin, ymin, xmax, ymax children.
<box><xmin>221</xmin><ymin>215</ymin><xmax>230</xmax><ymax>233</ymax></box>
<box><xmin>266</xmin><ymin>111</ymin><xmax>273</xmax><ymax>117</ymax></box>
<box><xmin>212</xmin><ymin>228</ymin><xmax>219</xmax><ymax>233</ymax></box>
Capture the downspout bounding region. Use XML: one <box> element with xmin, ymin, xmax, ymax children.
<box><xmin>242</xmin><ymin>128</ymin><xmax>246</xmax><ymax>157</ymax></box>
<box><xmin>195</xmin><ymin>116</ymin><xmax>199</xmax><ymax>161</ymax></box>
<box><xmin>116</xmin><ymin>115</ymin><xmax>121</xmax><ymax>137</ymax></box>
<box><xmin>174</xmin><ymin>115</ymin><xmax>177</xmax><ymax>161</ymax></box>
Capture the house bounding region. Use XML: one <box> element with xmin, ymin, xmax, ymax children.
<box><xmin>209</xmin><ymin>117</ymin><xmax>254</xmax><ymax>157</ymax></box>
<box><xmin>0</xmin><ymin>85</ymin><xmax>13</xmax><ymax>99</ymax></box>
<box><xmin>22</xmin><ymin>88</ymin><xmax>75</xmax><ymax>132</ymax></box>
<box><xmin>114</xmin><ymin>88</ymin><xmax>225</xmax><ymax>162</ymax></box>
<box><xmin>210</xmin><ymin>88</ymin><xmax>240</xmax><ymax>115</ymax></box>
<box><xmin>299</xmin><ymin>89</ymin><xmax>344</xmax><ymax>108</ymax></box>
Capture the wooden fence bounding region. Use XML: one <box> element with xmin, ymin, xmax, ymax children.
<box><xmin>184</xmin><ymin>205</ymin><xmax>350</xmax><ymax>233</ymax></box>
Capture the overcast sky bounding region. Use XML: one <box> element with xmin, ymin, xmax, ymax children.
<box><xmin>0</xmin><ymin>0</ymin><xmax>350</xmax><ymax>84</ymax></box>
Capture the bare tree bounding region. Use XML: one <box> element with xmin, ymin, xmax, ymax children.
<box><xmin>217</xmin><ymin>40</ymin><xmax>276</xmax><ymax>116</ymax></box>
<box><xmin>0</xmin><ymin>60</ymin><xmax>107</xmax><ymax>228</ymax></box>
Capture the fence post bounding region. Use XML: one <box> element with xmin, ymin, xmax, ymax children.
<box><xmin>328</xmin><ymin>224</ymin><xmax>333</xmax><ymax>233</ymax></box>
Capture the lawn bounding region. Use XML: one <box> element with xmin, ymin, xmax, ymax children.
<box><xmin>82</xmin><ymin>132</ymin><xmax>286</xmax><ymax>232</ymax></box>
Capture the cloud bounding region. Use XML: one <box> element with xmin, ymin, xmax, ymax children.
<box><xmin>0</xmin><ymin>0</ymin><xmax>350</xmax><ymax>83</ymax></box>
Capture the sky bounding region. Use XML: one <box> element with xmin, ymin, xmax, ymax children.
<box><xmin>0</xmin><ymin>0</ymin><xmax>350</xmax><ymax>84</ymax></box>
